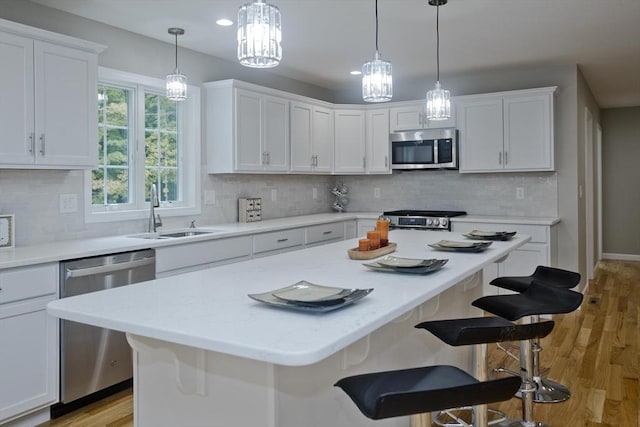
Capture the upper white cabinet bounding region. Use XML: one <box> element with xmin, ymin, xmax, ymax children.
<box><xmin>458</xmin><ymin>87</ymin><xmax>556</xmax><ymax>173</ymax></box>
<box><xmin>365</xmin><ymin>108</ymin><xmax>391</xmax><ymax>174</ymax></box>
<box><xmin>0</xmin><ymin>20</ymin><xmax>104</xmax><ymax>169</ymax></box>
<box><xmin>206</xmin><ymin>81</ymin><xmax>289</xmax><ymax>173</ymax></box>
<box><xmin>290</xmin><ymin>101</ymin><xmax>333</xmax><ymax>173</ymax></box>
<box><xmin>389</xmin><ymin>100</ymin><xmax>456</xmax><ymax>131</ymax></box>
<box><xmin>334</xmin><ymin>109</ymin><xmax>366</xmax><ymax>173</ymax></box>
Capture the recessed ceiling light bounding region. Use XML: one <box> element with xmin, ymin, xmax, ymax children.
<box><xmin>350</xmin><ymin>70</ymin><xmax>362</xmax><ymax>75</ymax></box>
<box><xmin>216</xmin><ymin>18</ymin><xmax>233</xmax><ymax>27</ymax></box>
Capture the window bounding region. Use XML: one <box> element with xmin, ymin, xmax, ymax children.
<box><xmin>86</xmin><ymin>68</ymin><xmax>200</xmax><ymax>223</ymax></box>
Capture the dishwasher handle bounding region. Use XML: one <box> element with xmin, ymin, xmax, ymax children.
<box><xmin>65</xmin><ymin>256</ymin><xmax>155</xmax><ymax>279</ymax></box>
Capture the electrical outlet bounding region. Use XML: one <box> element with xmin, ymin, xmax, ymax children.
<box><xmin>312</xmin><ymin>188</ymin><xmax>318</xmax><ymax>200</ymax></box>
<box><xmin>516</xmin><ymin>187</ymin><xmax>525</xmax><ymax>200</ymax></box>
<box><xmin>204</xmin><ymin>190</ymin><xmax>216</xmax><ymax>205</ymax></box>
<box><xmin>271</xmin><ymin>189</ymin><xmax>277</xmax><ymax>202</ymax></box>
<box><xmin>59</xmin><ymin>194</ymin><xmax>78</xmax><ymax>213</ymax></box>
<box><xmin>374</xmin><ymin>188</ymin><xmax>381</xmax><ymax>199</ymax></box>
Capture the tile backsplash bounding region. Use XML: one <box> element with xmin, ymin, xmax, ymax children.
<box><xmin>0</xmin><ymin>168</ymin><xmax>556</xmax><ymax>247</ymax></box>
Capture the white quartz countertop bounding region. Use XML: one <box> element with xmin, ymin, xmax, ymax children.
<box><xmin>0</xmin><ymin>212</ymin><xmax>379</xmax><ymax>270</ymax></box>
<box><xmin>451</xmin><ymin>215</ymin><xmax>560</xmax><ymax>226</ymax></box>
<box><xmin>48</xmin><ymin>230</ymin><xmax>530</xmax><ymax>366</ymax></box>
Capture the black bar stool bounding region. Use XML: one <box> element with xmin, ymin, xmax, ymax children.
<box><xmin>472</xmin><ymin>281</ymin><xmax>584</xmax><ymax>427</ymax></box>
<box><xmin>415</xmin><ymin>316</ymin><xmax>554</xmax><ymax>426</ymax></box>
<box><xmin>335</xmin><ymin>365</ymin><xmax>521</xmax><ymax>425</ymax></box>
<box><xmin>490</xmin><ymin>266</ymin><xmax>581</xmax><ymax>403</ymax></box>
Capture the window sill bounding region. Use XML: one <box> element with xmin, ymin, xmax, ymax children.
<box><xmin>85</xmin><ymin>205</ymin><xmax>201</xmax><ymax>224</ymax></box>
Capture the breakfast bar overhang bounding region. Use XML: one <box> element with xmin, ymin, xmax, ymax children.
<box><xmin>48</xmin><ymin>230</ymin><xmax>529</xmax><ymax>427</ymax></box>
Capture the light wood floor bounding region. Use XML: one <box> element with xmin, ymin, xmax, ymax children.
<box><xmin>39</xmin><ymin>259</ymin><xmax>639</xmax><ymax>427</ymax></box>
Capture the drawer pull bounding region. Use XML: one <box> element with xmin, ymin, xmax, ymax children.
<box><xmin>277</xmin><ymin>238</ymin><xmax>289</xmax><ymax>243</ymax></box>
<box><xmin>322</xmin><ymin>231</ymin><xmax>333</xmax><ymax>235</ymax></box>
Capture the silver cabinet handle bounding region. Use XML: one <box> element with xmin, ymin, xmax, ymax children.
<box><xmin>28</xmin><ymin>132</ymin><xmax>35</xmax><ymax>154</ymax></box>
<box><xmin>39</xmin><ymin>134</ymin><xmax>45</xmax><ymax>155</ymax></box>
<box><xmin>385</xmin><ymin>155</ymin><xmax>388</xmax><ymax>168</ymax></box>
<box><xmin>65</xmin><ymin>256</ymin><xmax>155</xmax><ymax>279</ymax></box>
<box><xmin>498</xmin><ymin>152</ymin><xmax>502</xmax><ymax>165</ymax></box>
<box><xmin>322</xmin><ymin>231</ymin><xmax>333</xmax><ymax>235</ymax></box>
<box><xmin>504</xmin><ymin>151</ymin><xmax>508</xmax><ymax>165</ymax></box>
<box><xmin>277</xmin><ymin>238</ymin><xmax>289</xmax><ymax>243</ymax></box>
<box><xmin>266</xmin><ymin>152</ymin><xmax>270</xmax><ymax>165</ymax></box>
<box><xmin>262</xmin><ymin>152</ymin><xmax>267</xmax><ymax>165</ymax></box>
<box><xmin>363</xmin><ymin>157</ymin><xmax>366</xmax><ymax>169</ymax></box>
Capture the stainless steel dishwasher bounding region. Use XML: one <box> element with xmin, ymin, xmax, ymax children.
<box><xmin>55</xmin><ymin>249</ymin><xmax>155</xmax><ymax>413</ymax></box>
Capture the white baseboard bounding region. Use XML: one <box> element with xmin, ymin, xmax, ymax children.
<box><xmin>602</xmin><ymin>252</ymin><xmax>640</xmax><ymax>261</ymax></box>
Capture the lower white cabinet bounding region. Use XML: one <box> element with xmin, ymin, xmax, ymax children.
<box><xmin>305</xmin><ymin>222</ymin><xmax>345</xmax><ymax>247</ymax></box>
<box><xmin>0</xmin><ymin>263</ymin><xmax>58</xmax><ymax>425</ymax></box>
<box><xmin>357</xmin><ymin>219</ymin><xmax>378</xmax><ymax>237</ymax></box>
<box><xmin>253</xmin><ymin>228</ymin><xmax>305</xmax><ymax>258</ymax></box>
<box><xmin>452</xmin><ymin>221</ymin><xmax>556</xmax><ymax>295</ymax></box>
<box><xmin>156</xmin><ymin>236</ymin><xmax>253</xmax><ymax>277</ymax></box>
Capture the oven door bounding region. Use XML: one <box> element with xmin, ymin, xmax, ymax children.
<box><xmin>391</xmin><ymin>139</ymin><xmax>436</xmax><ymax>169</ymax></box>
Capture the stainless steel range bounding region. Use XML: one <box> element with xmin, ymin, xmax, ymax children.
<box><xmin>383</xmin><ymin>210</ymin><xmax>467</xmax><ymax>231</ymax></box>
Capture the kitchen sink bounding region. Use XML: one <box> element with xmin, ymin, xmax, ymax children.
<box><xmin>127</xmin><ymin>229</ymin><xmax>222</xmax><ymax>240</ymax></box>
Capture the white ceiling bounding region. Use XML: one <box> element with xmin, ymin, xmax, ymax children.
<box><xmin>31</xmin><ymin>0</ymin><xmax>640</xmax><ymax>108</ymax></box>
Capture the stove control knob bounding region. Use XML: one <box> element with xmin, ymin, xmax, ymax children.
<box><xmin>426</xmin><ymin>218</ymin><xmax>433</xmax><ymax>226</ymax></box>
<box><xmin>441</xmin><ymin>218</ymin><xmax>448</xmax><ymax>227</ymax></box>
<box><xmin>432</xmin><ymin>218</ymin><xmax>440</xmax><ymax>226</ymax></box>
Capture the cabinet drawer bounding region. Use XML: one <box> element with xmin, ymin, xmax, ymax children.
<box><xmin>0</xmin><ymin>263</ymin><xmax>58</xmax><ymax>305</ymax></box>
<box><xmin>452</xmin><ymin>222</ymin><xmax>548</xmax><ymax>243</ymax></box>
<box><xmin>253</xmin><ymin>228</ymin><xmax>305</xmax><ymax>254</ymax></box>
<box><xmin>306</xmin><ymin>222</ymin><xmax>345</xmax><ymax>245</ymax></box>
<box><xmin>156</xmin><ymin>236</ymin><xmax>252</xmax><ymax>274</ymax></box>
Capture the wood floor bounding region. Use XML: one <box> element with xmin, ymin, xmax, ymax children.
<box><xmin>39</xmin><ymin>259</ymin><xmax>639</xmax><ymax>427</ymax></box>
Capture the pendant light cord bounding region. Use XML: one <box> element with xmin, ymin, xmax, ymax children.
<box><xmin>436</xmin><ymin>0</ymin><xmax>440</xmax><ymax>82</ymax></box>
<box><xmin>174</xmin><ymin>32</ymin><xmax>179</xmax><ymax>70</ymax></box>
<box><xmin>375</xmin><ymin>0</ymin><xmax>379</xmax><ymax>53</ymax></box>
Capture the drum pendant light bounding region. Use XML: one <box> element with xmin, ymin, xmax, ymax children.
<box><xmin>237</xmin><ymin>0</ymin><xmax>282</xmax><ymax>68</ymax></box>
<box><xmin>426</xmin><ymin>0</ymin><xmax>450</xmax><ymax>120</ymax></box>
<box><xmin>362</xmin><ymin>0</ymin><xmax>392</xmax><ymax>102</ymax></box>
<box><xmin>166</xmin><ymin>28</ymin><xmax>187</xmax><ymax>101</ymax></box>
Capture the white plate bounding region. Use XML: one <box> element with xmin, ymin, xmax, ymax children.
<box><xmin>435</xmin><ymin>240</ymin><xmax>489</xmax><ymax>248</ymax></box>
<box><xmin>464</xmin><ymin>230</ymin><xmax>516</xmax><ymax>241</ymax></box>
<box><xmin>248</xmin><ymin>286</ymin><xmax>373</xmax><ymax>312</ymax></box>
<box><xmin>271</xmin><ymin>281</ymin><xmax>356</xmax><ymax>303</ymax></box>
<box><xmin>377</xmin><ymin>256</ymin><xmax>432</xmax><ymax>268</ymax></box>
<box><xmin>363</xmin><ymin>259</ymin><xmax>448</xmax><ymax>275</ymax></box>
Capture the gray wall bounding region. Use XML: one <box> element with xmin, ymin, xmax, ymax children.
<box><xmin>601</xmin><ymin>107</ymin><xmax>640</xmax><ymax>256</ymax></box>
<box><xmin>0</xmin><ymin>0</ymin><xmax>594</xmax><ymax>282</ymax></box>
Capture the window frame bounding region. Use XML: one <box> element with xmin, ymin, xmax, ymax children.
<box><xmin>85</xmin><ymin>67</ymin><xmax>201</xmax><ymax>223</ymax></box>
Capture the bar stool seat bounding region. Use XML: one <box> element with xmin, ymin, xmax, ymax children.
<box><xmin>335</xmin><ymin>365</ymin><xmax>521</xmax><ymax>421</ymax></box>
<box><xmin>490</xmin><ymin>266</ymin><xmax>581</xmax><ymax>293</ymax></box>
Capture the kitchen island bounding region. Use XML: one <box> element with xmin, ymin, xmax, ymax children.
<box><xmin>48</xmin><ymin>230</ymin><xmax>529</xmax><ymax>427</ymax></box>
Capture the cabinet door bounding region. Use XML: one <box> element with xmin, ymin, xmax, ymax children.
<box><xmin>334</xmin><ymin>109</ymin><xmax>366</xmax><ymax>173</ymax></box>
<box><xmin>389</xmin><ymin>103</ymin><xmax>425</xmax><ymax>131</ymax></box>
<box><xmin>312</xmin><ymin>105</ymin><xmax>333</xmax><ymax>173</ymax></box>
<box><xmin>0</xmin><ymin>297</ymin><xmax>58</xmax><ymax>423</ymax></box>
<box><xmin>366</xmin><ymin>108</ymin><xmax>390</xmax><ymax>173</ymax></box>
<box><xmin>263</xmin><ymin>95</ymin><xmax>289</xmax><ymax>171</ymax></box>
<box><xmin>0</xmin><ymin>32</ymin><xmax>35</xmax><ymax>165</ymax></box>
<box><xmin>290</xmin><ymin>101</ymin><xmax>313</xmax><ymax>172</ymax></box>
<box><xmin>503</xmin><ymin>92</ymin><xmax>553</xmax><ymax>171</ymax></box>
<box><xmin>457</xmin><ymin>97</ymin><xmax>504</xmax><ymax>172</ymax></box>
<box><xmin>235</xmin><ymin>89</ymin><xmax>263</xmax><ymax>171</ymax></box>
<box><xmin>34</xmin><ymin>41</ymin><xmax>98</xmax><ymax>167</ymax></box>
<box><xmin>498</xmin><ymin>243</ymin><xmax>549</xmax><ymax>286</ymax></box>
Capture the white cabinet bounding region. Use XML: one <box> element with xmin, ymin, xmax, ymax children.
<box><xmin>452</xmin><ymin>221</ymin><xmax>556</xmax><ymax>295</ymax></box>
<box><xmin>305</xmin><ymin>222</ymin><xmax>345</xmax><ymax>247</ymax></box>
<box><xmin>357</xmin><ymin>219</ymin><xmax>378</xmax><ymax>237</ymax></box>
<box><xmin>0</xmin><ymin>263</ymin><xmax>58</xmax><ymax>424</ymax></box>
<box><xmin>0</xmin><ymin>23</ymin><xmax>102</xmax><ymax>169</ymax></box>
<box><xmin>206</xmin><ymin>81</ymin><xmax>289</xmax><ymax>173</ymax></box>
<box><xmin>458</xmin><ymin>87</ymin><xmax>555</xmax><ymax>173</ymax></box>
<box><xmin>365</xmin><ymin>108</ymin><xmax>391</xmax><ymax>174</ymax></box>
<box><xmin>290</xmin><ymin>101</ymin><xmax>333</xmax><ymax>173</ymax></box>
<box><xmin>253</xmin><ymin>228</ymin><xmax>305</xmax><ymax>257</ymax></box>
<box><xmin>155</xmin><ymin>236</ymin><xmax>253</xmax><ymax>278</ymax></box>
<box><xmin>389</xmin><ymin>100</ymin><xmax>456</xmax><ymax>131</ymax></box>
<box><xmin>333</xmin><ymin>109</ymin><xmax>366</xmax><ymax>173</ymax></box>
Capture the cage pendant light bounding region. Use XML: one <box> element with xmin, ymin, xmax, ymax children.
<box><xmin>426</xmin><ymin>0</ymin><xmax>450</xmax><ymax>120</ymax></box>
<box><xmin>362</xmin><ymin>0</ymin><xmax>392</xmax><ymax>102</ymax></box>
<box><xmin>237</xmin><ymin>0</ymin><xmax>282</xmax><ymax>68</ymax></box>
<box><xmin>166</xmin><ymin>27</ymin><xmax>187</xmax><ymax>101</ymax></box>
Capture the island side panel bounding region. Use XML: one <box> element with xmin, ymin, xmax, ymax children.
<box><xmin>127</xmin><ymin>273</ymin><xmax>483</xmax><ymax>427</ymax></box>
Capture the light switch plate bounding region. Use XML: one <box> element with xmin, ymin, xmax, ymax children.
<box><xmin>0</xmin><ymin>214</ymin><xmax>15</xmax><ymax>249</ymax></box>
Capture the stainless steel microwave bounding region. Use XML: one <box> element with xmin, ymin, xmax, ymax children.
<box><xmin>390</xmin><ymin>128</ymin><xmax>458</xmax><ymax>170</ymax></box>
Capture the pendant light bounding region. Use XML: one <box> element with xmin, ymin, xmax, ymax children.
<box><xmin>166</xmin><ymin>27</ymin><xmax>187</xmax><ymax>101</ymax></box>
<box><xmin>237</xmin><ymin>0</ymin><xmax>282</xmax><ymax>68</ymax></box>
<box><xmin>426</xmin><ymin>0</ymin><xmax>450</xmax><ymax>120</ymax></box>
<box><xmin>362</xmin><ymin>0</ymin><xmax>392</xmax><ymax>102</ymax></box>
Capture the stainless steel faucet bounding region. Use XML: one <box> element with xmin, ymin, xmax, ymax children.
<box><xmin>148</xmin><ymin>184</ymin><xmax>162</xmax><ymax>232</ymax></box>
